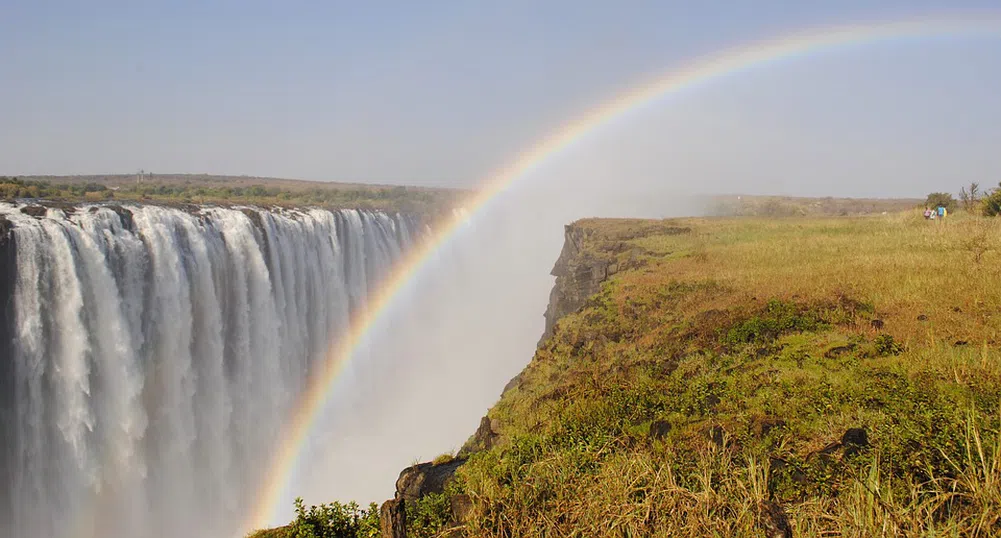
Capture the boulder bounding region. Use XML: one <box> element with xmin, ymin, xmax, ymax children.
<box><xmin>20</xmin><ymin>205</ymin><xmax>46</xmax><ymax>217</ymax></box>
<box><xmin>379</xmin><ymin>498</ymin><xmax>406</xmax><ymax>538</ymax></box>
<box><xmin>841</xmin><ymin>428</ymin><xmax>868</xmax><ymax>456</ymax></box>
<box><xmin>396</xmin><ymin>458</ymin><xmax>467</xmax><ymax>504</ymax></box>
<box><xmin>649</xmin><ymin>420</ymin><xmax>672</xmax><ymax>440</ymax></box>
<box><xmin>757</xmin><ymin>500</ymin><xmax>793</xmax><ymax>538</ymax></box>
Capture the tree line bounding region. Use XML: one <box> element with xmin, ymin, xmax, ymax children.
<box><xmin>926</xmin><ymin>181</ymin><xmax>1001</xmax><ymax>216</ymax></box>
<box><xmin>0</xmin><ymin>176</ymin><xmax>462</xmax><ymax>216</ymax></box>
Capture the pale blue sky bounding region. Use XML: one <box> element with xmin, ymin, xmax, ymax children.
<box><xmin>2</xmin><ymin>1</ymin><xmax>1000</xmax><ymax>197</ymax></box>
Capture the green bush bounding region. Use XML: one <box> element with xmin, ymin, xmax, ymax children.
<box><xmin>405</xmin><ymin>492</ymin><xmax>451</xmax><ymax>538</ymax></box>
<box><xmin>873</xmin><ymin>333</ymin><xmax>904</xmax><ymax>356</ymax></box>
<box><xmin>724</xmin><ymin>300</ymin><xmax>826</xmax><ymax>345</ymax></box>
<box><xmin>284</xmin><ymin>497</ymin><xmax>380</xmax><ymax>538</ymax></box>
<box><xmin>983</xmin><ymin>184</ymin><xmax>1001</xmax><ymax>217</ymax></box>
<box><xmin>925</xmin><ymin>192</ymin><xmax>957</xmax><ymax>212</ymax></box>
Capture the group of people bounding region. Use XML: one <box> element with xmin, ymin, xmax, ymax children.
<box><xmin>924</xmin><ymin>206</ymin><xmax>948</xmax><ymax>220</ymax></box>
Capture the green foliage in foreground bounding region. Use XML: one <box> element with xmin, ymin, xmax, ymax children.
<box><xmin>405</xmin><ymin>493</ymin><xmax>451</xmax><ymax>538</ymax></box>
<box><xmin>246</xmin><ymin>498</ymin><xmax>380</xmax><ymax>538</ymax></box>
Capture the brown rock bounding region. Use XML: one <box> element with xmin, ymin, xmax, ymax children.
<box><xmin>709</xmin><ymin>425</ymin><xmax>726</xmax><ymax>447</ymax></box>
<box><xmin>20</xmin><ymin>205</ymin><xmax>46</xmax><ymax>217</ymax></box>
<box><xmin>842</xmin><ymin>428</ymin><xmax>868</xmax><ymax>456</ymax></box>
<box><xmin>751</xmin><ymin>417</ymin><xmax>785</xmax><ymax>438</ymax></box>
<box><xmin>824</xmin><ymin>345</ymin><xmax>854</xmax><ymax>359</ymax></box>
<box><xmin>649</xmin><ymin>420</ymin><xmax>672</xmax><ymax>440</ymax></box>
<box><xmin>757</xmin><ymin>500</ymin><xmax>793</xmax><ymax>538</ymax></box>
<box><xmin>396</xmin><ymin>458</ymin><xmax>467</xmax><ymax>504</ymax></box>
<box><xmin>380</xmin><ymin>498</ymin><xmax>406</xmax><ymax>538</ymax></box>
<box><xmin>459</xmin><ymin>416</ymin><xmax>499</xmax><ymax>456</ymax></box>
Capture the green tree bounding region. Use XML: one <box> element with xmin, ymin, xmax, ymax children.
<box><xmin>925</xmin><ymin>192</ymin><xmax>956</xmax><ymax>212</ymax></box>
<box><xmin>983</xmin><ymin>183</ymin><xmax>1001</xmax><ymax>217</ymax></box>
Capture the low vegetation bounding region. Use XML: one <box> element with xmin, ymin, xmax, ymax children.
<box><xmin>0</xmin><ymin>176</ymin><xmax>464</xmax><ymax>216</ymax></box>
<box><xmin>246</xmin><ymin>498</ymin><xmax>381</xmax><ymax>538</ymax></box>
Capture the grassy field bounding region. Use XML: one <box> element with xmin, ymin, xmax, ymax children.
<box><xmin>254</xmin><ymin>210</ymin><xmax>1001</xmax><ymax>537</ymax></box>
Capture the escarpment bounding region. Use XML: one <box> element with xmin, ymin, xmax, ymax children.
<box><xmin>378</xmin><ymin>219</ymin><xmax>690</xmax><ymax>537</ymax></box>
<box><xmin>539</xmin><ymin>224</ymin><xmax>617</xmax><ymax>345</ymax></box>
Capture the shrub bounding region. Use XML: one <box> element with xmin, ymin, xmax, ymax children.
<box><xmin>873</xmin><ymin>334</ymin><xmax>904</xmax><ymax>356</ymax></box>
<box><xmin>983</xmin><ymin>184</ymin><xmax>1001</xmax><ymax>217</ymax></box>
<box><xmin>432</xmin><ymin>452</ymin><xmax>455</xmax><ymax>465</ymax></box>
<box><xmin>925</xmin><ymin>192</ymin><xmax>957</xmax><ymax>212</ymax></box>
<box><xmin>405</xmin><ymin>492</ymin><xmax>451</xmax><ymax>538</ymax></box>
<box><xmin>724</xmin><ymin>300</ymin><xmax>826</xmax><ymax>345</ymax></box>
<box><xmin>283</xmin><ymin>497</ymin><xmax>380</xmax><ymax>538</ymax></box>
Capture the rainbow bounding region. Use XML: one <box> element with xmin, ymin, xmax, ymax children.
<box><xmin>245</xmin><ymin>13</ymin><xmax>1001</xmax><ymax>532</ymax></box>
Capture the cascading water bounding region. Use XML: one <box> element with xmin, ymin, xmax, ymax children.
<box><xmin>0</xmin><ymin>202</ymin><xmax>420</xmax><ymax>538</ymax></box>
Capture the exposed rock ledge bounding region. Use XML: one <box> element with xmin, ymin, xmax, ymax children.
<box><xmin>539</xmin><ymin>223</ymin><xmax>618</xmax><ymax>345</ymax></box>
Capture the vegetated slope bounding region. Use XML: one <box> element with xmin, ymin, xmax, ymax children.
<box><xmin>445</xmin><ymin>213</ymin><xmax>1001</xmax><ymax>537</ymax></box>
<box><xmin>253</xmin><ymin>212</ymin><xmax>1001</xmax><ymax>538</ymax></box>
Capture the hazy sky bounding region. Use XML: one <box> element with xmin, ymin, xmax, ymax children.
<box><xmin>2</xmin><ymin>1</ymin><xmax>1000</xmax><ymax>197</ymax></box>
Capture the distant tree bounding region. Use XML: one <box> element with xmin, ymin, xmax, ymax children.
<box><xmin>983</xmin><ymin>183</ymin><xmax>1001</xmax><ymax>217</ymax></box>
<box><xmin>959</xmin><ymin>182</ymin><xmax>982</xmax><ymax>212</ymax></box>
<box><xmin>925</xmin><ymin>192</ymin><xmax>956</xmax><ymax>212</ymax></box>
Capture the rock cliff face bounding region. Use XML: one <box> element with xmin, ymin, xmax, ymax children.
<box><xmin>539</xmin><ymin>223</ymin><xmax>617</xmax><ymax>345</ymax></box>
<box><xmin>378</xmin><ymin>458</ymin><xmax>469</xmax><ymax>538</ymax></box>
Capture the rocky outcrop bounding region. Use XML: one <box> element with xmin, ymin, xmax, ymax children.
<box><xmin>396</xmin><ymin>458</ymin><xmax>467</xmax><ymax>504</ymax></box>
<box><xmin>379</xmin><ymin>458</ymin><xmax>468</xmax><ymax>538</ymax></box>
<box><xmin>539</xmin><ymin>224</ymin><xmax>617</xmax><ymax>345</ymax></box>
<box><xmin>459</xmin><ymin>416</ymin><xmax>501</xmax><ymax>457</ymax></box>
<box><xmin>379</xmin><ymin>499</ymin><xmax>406</xmax><ymax>538</ymax></box>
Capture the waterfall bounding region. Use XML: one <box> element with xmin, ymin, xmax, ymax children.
<box><xmin>0</xmin><ymin>203</ymin><xmax>420</xmax><ymax>538</ymax></box>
